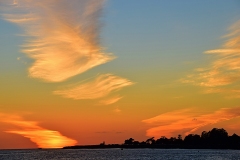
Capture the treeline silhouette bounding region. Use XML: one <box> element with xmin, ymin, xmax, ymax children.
<box><xmin>123</xmin><ymin>128</ymin><xmax>240</xmax><ymax>149</ymax></box>
<box><xmin>63</xmin><ymin>128</ymin><xmax>240</xmax><ymax>149</ymax></box>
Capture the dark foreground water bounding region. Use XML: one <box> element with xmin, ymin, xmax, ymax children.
<box><xmin>0</xmin><ymin>149</ymin><xmax>240</xmax><ymax>160</ymax></box>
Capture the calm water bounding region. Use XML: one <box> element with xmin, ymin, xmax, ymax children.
<box><xmin>0</xmin><ymin>149</ymin><xmax>240</xmax><ymax>160</ymax></box>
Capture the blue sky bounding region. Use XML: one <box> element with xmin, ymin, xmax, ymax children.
<box><xmin>1</xmin><ymin>0</ymin><xmax>240</xmax><ymax>76</ymax></box>
<box><xmin>101</xmin><ymin>0</ymin><xmax>240</xmax><ymax>74</ymax></box>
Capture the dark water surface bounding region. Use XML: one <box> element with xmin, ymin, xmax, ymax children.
<box><xmin>0</xmin><ymin>148</ymin><xmax>240</xmax><ymax>160</ymax></box>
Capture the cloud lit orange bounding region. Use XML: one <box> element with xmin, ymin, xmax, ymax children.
<box><xmin>2</xmin><ymin>0</ymin><xmax>113</xmax><ymax>82</ymax></box>
<box><xmin>182</xmin><ymin>20</ymin><xmax>240</xmax><ymax>97</ymax></box>
<box><xmin>0</xmin><ymin>113</ymin><xmax>77</xmax><ymax>148</ymax></box>
<box><xmin>143</xmin><ymin>107</ymin><xmax>240</xmax><ymax>138</ymax></box>
<box><xmin>54</xmin><ymin>74</ymin><xmax>134</xmax><ymax>100</ymax></box>
<box><xmin>100</xmin><ymin>96</ymin><xmax>123</xmax><ymax>105</ymax></box>
<box><xmin>1</xmin><ymin>0</ymin><xmax>134</xmax><ymax>102</ymax></box>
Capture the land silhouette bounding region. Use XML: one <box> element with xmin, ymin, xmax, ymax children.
<box><xmin>63</xmin><ymin>128</ymin><xmax>240</xmax><ymax>149</ymax></box>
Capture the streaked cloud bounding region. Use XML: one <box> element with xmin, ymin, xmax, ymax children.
<box><xmin>100</xmin><ymin>96</ymin><xmax>123</xmax><ymax>105</ymax></box>
<box><xmin>0</xmin><ymin>113</ymin><xmax>77</xmax><ymax>148</ymax></box>
<box><xmin>1</xmin><ymin>0</ymin><xmax>133</xmax><ymax>102</ymax></box>
<box><xmin>143</xmin><ymin>107</ymin><xmax>240</xmax><ymax>138</ymax></box>
<box><xmin>1</xmin><ymin>1</ymin><xmax>133</xmax><ymax>102</ymax></box>
<box><xmin>53</xmin><ymin>74</ymin><xmax>133</xmax><ymax>100</ymax></box>
<box><xmin>1</xmin><ymin>0</ymin><xmax>113</xmax><ymax>82</ymax></box>
<box><xmin>182</xmin><ymin>20</ymin><xmax>240</xmax><ymax>97</ymax></box>
<box><xmin>143</xmin><ymin>108</ymin><xmax>194</xmax><ymax>125</ymax></box>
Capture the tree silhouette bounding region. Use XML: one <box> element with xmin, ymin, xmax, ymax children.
<box><xmin>184</xmin><ymin>134</ymin><xmax>201</xmax><ymax>146</ymax></box>
<box><xmin>228</xmin><ymin>133</ymin><xmax>240</xmax><ymax>149</ymax></box>
<box><xmin>124</xmin><ymin>138</ymin><xmax>134</xmax><ymax>145</ymax></box>
<box><xmin>146</xmin><ymin>137</ymin><xmax>155</xmax><ymax>145</ymax></box>
<box><xmin>121</xmin><ymin>128</ymin><xmax>240</xmax><ymax>149</ymax></box>
<box><xmin>156</xmin><ymin>136</ymin><xmax>168</xmax><ymax>145</ymax></box>
<box><xmin>208</xmin><ymin>128</ymin><xmax>228</xmax><ymax>145</ymax></box>
<box><xmin>64</xmin><ymin>127</ymin><xmax>240</xmax><ymax>149</ymax></box>
<box><xmin>178</xmin><ymin>134</ymin><xmax>182</xmax><ymax>140</ymax></box>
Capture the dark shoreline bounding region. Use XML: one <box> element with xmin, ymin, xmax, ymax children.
<box><xmin>63</xmin><ymin>128</ymin><xmax>240</xmax><ymax>150</ymax></box>
<box><xmin>62</xmin><ymin>144</ymin><xmax>240</xmax><ymax>150</ymax></box>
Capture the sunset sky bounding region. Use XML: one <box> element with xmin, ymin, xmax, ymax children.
<box><xmin>1</xmin><ymin>0</ymin><xmax>240</xmax><ymax>149</ymax></box>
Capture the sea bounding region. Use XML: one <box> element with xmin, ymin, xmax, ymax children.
<box><xmin>0</xmin><ymin>148</ymin><xmax>239</xmax><ymax>160</ymax></box>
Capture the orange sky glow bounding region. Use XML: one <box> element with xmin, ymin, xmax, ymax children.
<box><xmin>0</xmin><ymin>113</ymin><xmax>77</xmax><ymax>148</ymax></box>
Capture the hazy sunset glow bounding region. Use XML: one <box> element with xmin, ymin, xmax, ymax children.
<box><xmin>0</xmin><ymin>113</ymin><xmax>77</xmax><ymax>148</ymax></box>
<box><xmin>0</xmin><ymin>0</ymin><xmax>240</xmax><ymax>149</ymax></box>
<box><xmin>143</xmin><ymin>107</ymin><xmax>240</xmax><ymax>138</ymax></box>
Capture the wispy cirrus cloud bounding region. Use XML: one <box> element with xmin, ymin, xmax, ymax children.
<box><xmin>143</xmin><ymin>107</ymin><xmax>240</xmax><ymax>138</ymax></box>
<box><xmin>182</xmin><ymin>20</ymin><xmax>240</xmax><ymax>97</ymax></box>
<box><xmin>1</xmin><ymin>0</ymin><xmax>113</xmax><ymax>82</ymax></box>
<box><xmin>100</xmin><ymin>96</ymin><xmax>123</xmax><ymax>105</ymax></box>
<box><xmin>53</xmin><ymin>74</ymin><xmax>133</xmax><ymax>100</ymax></box>
<box><xmin>0</xmin><ymin>113</ymin><xmax>77</xmax><ymax>148</ymax></box>
<box><xmin>1</xmin><ymin>0</ymin><xmax>134</xmax><ymax>103</ymax></box>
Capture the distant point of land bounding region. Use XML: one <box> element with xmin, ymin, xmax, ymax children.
<box><xmin>63</xmin><ymin>128</ymin><xmax>240</xmax><ymax>150</ymax></box>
